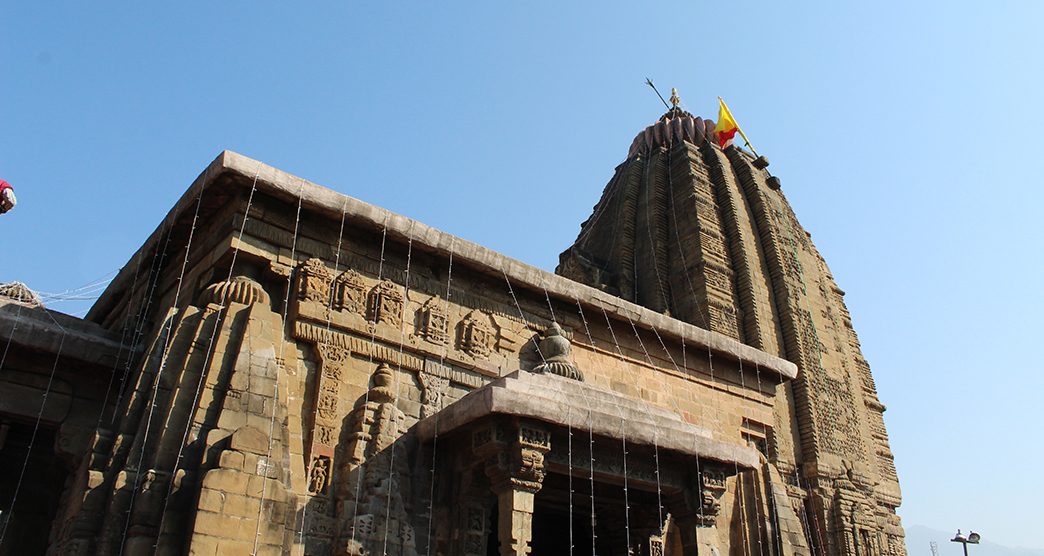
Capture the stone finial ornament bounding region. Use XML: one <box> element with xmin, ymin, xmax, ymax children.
<box><xmin>0</xmin><ymin>282</ymin><xmax>42</xmax><ymax>306</ymax></box>
<box><xmin>369</xmin><ymin>363</ymin><xmax>397</xmax><ymax>403</ymax></box>
<box><xmin>200</xmin><ymin>276</ymin><xmax>270</xmax><ymax>306</ymax></box>
<box><xmin>531</xmin><ymin>323</ymin><xmax>583</xmax><ymax>381</ymax></box>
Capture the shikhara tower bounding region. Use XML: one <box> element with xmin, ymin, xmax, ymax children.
<box><xmin>0</xmin><ymin>104</ymin><xmax>903</xmax><ymax>555</ymax></box>
<box><xmin>560</xmin><ymin>107</ymin><xmax>904</xmax><ymax>554</ymax></box>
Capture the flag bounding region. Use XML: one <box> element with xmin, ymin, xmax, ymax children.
<box><xmin>713</xmin><ymin>98</ymin><xmax>739</xmax><ymax>148</ymax></box>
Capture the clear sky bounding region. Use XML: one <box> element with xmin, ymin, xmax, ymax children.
<box><xmin>2</xmin><ymin>1</ymin><xmax>1042</xmax><ymax>551</ymax></box>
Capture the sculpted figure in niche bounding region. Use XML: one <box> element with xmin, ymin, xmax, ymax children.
<box><xmin>371</xmin><ymin>280</ymin><xmax>405</xmax><ymax>326</ymax></box>
<box><xmin>420</xmin><ymin>295</ymin><xmax>450</xmax><ymax>345</ymax></box>
<box><xmin>299</xmin><ymin>258</ymin><xmax>333</xmax><ymax>303</ymax></box>
<box><xmin>459</xmin><ymin>310</ymin><xmax>497</xmax><ymax>358</ymax></box>
<box><xmin>309</xmin><ymin>456</ymin><xmax>331</xmax><ymax>495</ymax></box>
<box><xmin>334</xmin><ymin>268</ymin><xmax>368</xmax><ymax>315</ymax></box>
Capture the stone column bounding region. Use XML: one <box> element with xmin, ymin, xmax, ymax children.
<box><xmin>472</xmin><ymin>419</ymin><xmax>550</xmax><ymax>556</ymax></box>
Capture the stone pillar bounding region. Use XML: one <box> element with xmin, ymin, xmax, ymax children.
<box><xmin>675</xmin><ymin>516</ymin><xmax>701</xmax><ymax>555</ymax></box>
<box><xmin>472</xmin><ymin>419</ymin><xmax>550</xmax><ymax>556</ymax></box>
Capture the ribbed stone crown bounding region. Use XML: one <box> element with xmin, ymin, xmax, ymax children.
<box><xmin>557</xmin><ymin>110</ymin><xmax>903</xmax><ymax>525</ymax></box>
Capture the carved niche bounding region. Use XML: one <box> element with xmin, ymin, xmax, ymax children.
<box><xmin>298</xmin><ymin>258</ymin><xmax>333</xmax><ymax>303</ymax></box>
<box><xmin>308</xmin><ymin>455</ymin><xmax>332</xmax><ymax>496</ymax></box>
<box><xmin>309</xmin><ymin>343</ymin><xmax>350</xmax><ymax>501</ymax></box>
<box><xmin>417</xmin><ymin>372</ymin><xmax>450</xmax><ymax>419</ymax></box>
<box><xmin>420</xmin><ymin>295</ymin><xmax>450</xmax><ymax>345</ymax></box>
<box><xmin>338</xmin><ymin>363</ymin><xmax>416</xmax><ymax>556</ymax></box>
<box><xmin>333</xmin><ymin>268</ymin><xmax>368</xmax><ymax>315</ymax></box>
<box><xmin>458</xmin><ymin>310</ymin><xmax>498</xmax><ymax>358</ymax></box>
<box><xmin>371</xmin><ymin>280</ymin><xmax>405</xmax><ymax>327</ymax></box>
<box><xmin>694</xmin><ymin>467</ymin><xmax>728</xmax><ymax>526</ymax></box>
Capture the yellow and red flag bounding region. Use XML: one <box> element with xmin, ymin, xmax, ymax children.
<box><xmin>713</xmin><ymin>98</ymin><xmax>740</xmax><ymax>148</ymax></box>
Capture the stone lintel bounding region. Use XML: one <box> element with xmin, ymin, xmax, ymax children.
<box><xmin>0</xmin><ymin>299</ymin><xmax>131</xmax><ymax>368</ymax></box>
<box><xmin>89</xmin><ymin>150</ymin><xmax>797</xmax><ymax>382</ymax></box>
<box><xmin>416</xmin><ymin>370</ymin><xmax>761</xmax><ymax>469</ymax></box>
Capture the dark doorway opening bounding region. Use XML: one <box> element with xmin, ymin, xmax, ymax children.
<box><xmin>0</xmin><ymin>420</ymin><xmax>68</xmax><ymax>556</ymax></box>
<box><xmin>485</xmin><ymin>472</ymin><xmax>665</xmax><ymax>556</ymax></box>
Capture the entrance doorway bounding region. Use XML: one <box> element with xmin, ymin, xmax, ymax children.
<box><xmin>486</xmin><ymin>472</ymin><xmax>666</xmax><ymax>556</ymax></box>
<box><xmin>0</xmin><ymin>420</ymin><xmax>68</xmax><ymax>556</ymax></box>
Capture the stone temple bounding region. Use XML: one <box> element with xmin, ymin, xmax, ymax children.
<box><xmin>0</xmin><ymin>107</ymin><xmax>904</xmax><ymax>555</ymax></box>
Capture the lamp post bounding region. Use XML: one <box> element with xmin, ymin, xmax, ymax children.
<box><xmin>950</xmin><ymin>529</ymin><xmax>981</xmax><ymax>556</ymax></box>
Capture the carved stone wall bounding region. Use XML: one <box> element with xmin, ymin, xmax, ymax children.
<box><xmin>558</xmin><ymin>112</ymin><xmax>905</xmax><ymax>556</ymax></box>
<box><xmin>18</xmin><ymin>146</ymin><xmax>895</xmax><ymax>556</ymax></box>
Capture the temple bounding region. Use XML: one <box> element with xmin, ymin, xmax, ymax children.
<box><xmin>0</xmin><ymin>106</ymin><xmax>904</xmax><ymax>555</ymax></box>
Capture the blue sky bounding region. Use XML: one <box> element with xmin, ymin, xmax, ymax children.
<box><xmin>2</xmin><ymin>1</ymin><xmax>1042</xmax><ymax>550</ymax></box>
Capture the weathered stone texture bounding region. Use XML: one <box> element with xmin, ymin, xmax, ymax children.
<box><xmin>1</xmin><ymin>108</ymin><xmax>898</xmax><ymax>556</ymax></box>
<box><xmin>559</xmin><ymin>108</ymin><xmax>905</xmax><ymax>556</ymax></box>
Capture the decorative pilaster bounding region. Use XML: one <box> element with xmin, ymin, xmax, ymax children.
<box><xmin>472</xmin><ymin>420</ymin><xmax>550</xmax><ymax>556</ymax></box>
<box><xmin>337</xmin><ymin>363</ymin><xmax>415</xmax><ymax>556</ymax></box>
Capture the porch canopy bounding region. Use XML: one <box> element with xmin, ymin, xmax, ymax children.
<box><xmin>415</xmin><ymin>369</ymin><xmax>760</xmax><ymax>470</ymax></box>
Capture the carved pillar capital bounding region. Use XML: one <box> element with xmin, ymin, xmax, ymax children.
<box><xmin>473</xmin><ymin>420</ymin><xmax>550</xmax><ymax>494</ymax></box>
<box><xmin>471</xmin><ymin>419</ymin><xmax>550</xmax><ymax>556</ymax></box>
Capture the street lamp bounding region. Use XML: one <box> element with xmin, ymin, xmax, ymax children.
<box><xmin>951</xmin><ymin>529</ymin><xmax>981</xmax><ymax>556</ymax></box>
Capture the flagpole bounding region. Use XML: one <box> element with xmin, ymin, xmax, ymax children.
<box><xmin>718</xmin><ymin>96</ymin><xmax>760</xmax><ymax>158</ymax></box>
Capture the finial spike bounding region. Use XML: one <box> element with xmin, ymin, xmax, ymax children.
<box><xmin>644</xmin><ymin>78</ymin><xmax>671</xmax><ymax>111</ymax></box>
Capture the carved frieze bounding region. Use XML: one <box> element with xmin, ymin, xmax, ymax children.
<box><xmin>417</xmin><ymin>372</ymin><xmax>449</xmax><ymax>419</ymax></box>
<box><xmin>420</xmin><ymin>295</ymin><xmax>450</xmax><ymax>345</ymax></box>
<box><xmin>459</xmin><ymin>310</ymin><xmax>497</xmax><ymax>358</ymax></box>
<box><xmin>371</xmin><ymin>280</ymin><xmax>405</xmax><ymax>327</ymax></box>
<box><xmin>333</xmin><ymin>268</ymin><xmax>368</xmax><ymax>315</ymax></box>
<box><xmin>299</xmin><ymin>258</ymin><xmax>333</xmax><ymax>304</ymax></box>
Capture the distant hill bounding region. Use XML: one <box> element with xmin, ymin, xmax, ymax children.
<box><xmin>905</xmin><ymin>524</ymin><xmax>1044</xmax><ymax>556</ymax></box>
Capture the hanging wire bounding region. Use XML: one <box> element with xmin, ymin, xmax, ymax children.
<box><xmin>425</xmin><ymin>237</ymin><xmax>454</xmax><ymax>556</ymax></box>
<box><xmin>766</xmin><ymin>176</ymin><xmax>834</xmax><ymax>554</ymax></box>
<box><xmin>94</xmin><ymin>259</ymin><xmax>147</xmax><ymax>432</ymax></box>
<box><xmin>119</xmin><ymin>167</ymin><xmax>214</xmax><ymax>556</ymax></box>
<box><xmin>753</xmin><ymin>361</ymin><xmax>788</xmax><ymax>556</ymax></box>
<box><xmin>151</xmin><ymin>166</ymin><xmax>262</xmax><ymax>549</ymax></box>
<box><xmin>538</xmin><ymin>281</ymin><xmax>599</xmax><ymax>555</ymax></box>
<box><xmin>348</xmin><ymin>214</ymin><xmax>391</xmax><ymax>551</ymax></box>
<box><xmin>381</xmin><ymin>223</ymin><xmax>415</xmax><ymax>556</ymax></box>
<box><xmin>736</xmin><ymin>357</ymin><xmax>767</xmax><ymax>556</ymax></box>
<box><xmin>294</xmin><ymin>195</ymin><xmax>351</xmax><ymax>547</ymax></box>
<box><xmin>567</xmin><ymin>402</ymin><xmax>574</xmax><ymax>556</ymax></box>
<box><xmin>252</xmin><ymin>181</ymin><xmax>306</xmax><ymax>555</ymax></box>
<box><xmin>0</xmin><ymin>302</ymin><xmax>24</xmax><ymax>379</ymax></box>
<box><xmin>111</xmin><ymin>219</ymin><xmax>180</xmax><ymax>428</ymax></box>
<box><xmin>0</xmin><ymin>299</ymin><xmax>69</xmax><ymax>547</ymax></box>
<box><xmin>513</xmin><ymin>271</ymin><xmax>639</xmax><ymax>554</ymax></box>
<box><xmin>34</xmin><ymin>268</ymin><xmax>119</xmax><ymax>304</ymax></box>
<box><xmin>570</xmin><ymin>299</ymin><xmax>601</xmax><ymax>556</ymax></box>
<box><xmin>597</xmin><ymin>309</ymin><xmax>645</xmax><ymax>553</ymax></box>
<box><xmin>537</xmin><ymin>283</ymin><xmax>579</xmax><ymax>556</ymax></box>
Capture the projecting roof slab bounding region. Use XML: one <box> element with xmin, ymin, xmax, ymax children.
<box><xmin>89</xmin><ymin>150</ymin><xmax>798</xmax><ymax>382</ymax></box>
<box><xmin>0</xmin><ymin>299</ymin><xmax>130</xmax><ymax>369</ymax></box>
<box><xmin>415</xmin><ymin>370</ymin><xmax>762</xmax><ymax>470</ymax></box>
